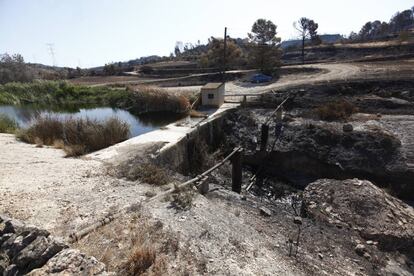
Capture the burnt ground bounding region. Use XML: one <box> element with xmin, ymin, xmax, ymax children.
<box><xmin>195</xmin><ymin>78</ymin><xmax>414</xmax><ymax>275</ymax></box>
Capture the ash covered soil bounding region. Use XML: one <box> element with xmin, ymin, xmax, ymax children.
<box><xmin>211</xmin><ymin>78</ymin><xmax>414</xmax><ymax>275</ymax></box>
<box><xmin>1</xmin><ymin>62</ymin><xmax>414</xmax><ymax>275</ymax></box>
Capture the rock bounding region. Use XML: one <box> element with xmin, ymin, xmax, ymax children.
<box><xmin>4</xmin><ymin>264</ymin><xmax>18</xmax><ymax>276</ymax></box>
<box><xmin>318</xmin><ymin>253</ymin><xmax>323</xmax><ymax>259</ymax></box>
<box><xmin>0</xmin><ymin>252</ymin><xmax>10</xmax><ymax>274</ymax></box>
<box><xmin>0</xmin><ymin>233</ymin><xmax>13</xmax><ymax>247</ymax></box>
<box><xmin>14</xmin><ymin>235</ymin><xmax>66</xmax><ymax>273</ymax></box>
<box><xmin>0</xmin><ymin>216</ymin><xmax>26</xmax><ymax>236</ymax></box>
<box><xmin>366</xmin><ymin>240</ymin><xmax>374</xmax><ymax>245</ymax></box>
<box><xmin>0</xmin><ymin>217</ymin><xmax>109</xmax><ymax>275</ymax></box>
<box><xmin>302</xmin><ymin>179</ymin><xmax>414</xmax><ymax>252</ymax></box>
<box><xmin>362</xmin><ymin>252</ymin><xmax>371</xmax><ymax>260</ymax></box>
<box><xmin>293</xmin><ymin>217</ymin><xmax>302</xmax><ymax>225</ymax></box>
<box><xmin>355</xmin><ymin>244</ymin><xmax>366</xmax><ymax>256</ymax></box>
<box><xmin>342</xmin><ymin>124</ymin><xmax>353</xmax><ymax>132</ymax></box>
<box><xmin>259</xmin><ymin>207</ymin><xmax>272</xmax><ymax>217</ymax></box>
<box><xmin>27</xmin><ymin>249</ymin><xmax>108</xmax><ymax>276</ymax></box>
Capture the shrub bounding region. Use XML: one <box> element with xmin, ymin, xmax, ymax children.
<box><xmin>18</xmin><ymin>116</ymin><xmax>130</xmax><ymax>156</ymax></box>
<box><xmin>18</xmin><ymin>116</ymin><xmax>63</xmax><ymax>144</ymax></box>
<box><xmin>0</xmin><ymin>114</ymin><xmax>19</xmax><ymax>133</ymax></box>
<box><xmin>123</xmin><ymin>246</ymin><xmax>156</xmax><ymax>275</ymax></box>
<box><xmin>127</xmin><ymin>85</ymin><xmax>190</xmax><ymax>114</ymax></box>
<box><xmin>170</xmin><ymin>184</ymin><xmax>195</xmax><ymax>210</ymax></box>
<box><xmin>315</xmin><ymin>100</ymin><xmax>358</xmax><ymax>121</ymax></box>
<box><xmin>0</xmin><ymin>81</ymin><xmax>192</xmax><ymax>115</ymax></box>
<box><xmin>126</xmin><ymin>163</ymin><xmax>169</xmax><ymax>185</ymax></box>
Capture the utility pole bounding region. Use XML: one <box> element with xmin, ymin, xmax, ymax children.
<box><xmin>222</xmin><ymin>27</ymin><xmax>227</xmax><ymax>81</ymax></box>
<box><xmin>46</xmin><ymin>43</ymin><xmax>56</xmax><ymax>67</ymax></box>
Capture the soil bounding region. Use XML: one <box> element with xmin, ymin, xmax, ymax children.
<box><xmin>2</xmin><ymin>58</ymin><xmax>414</xmax><ymax>275</ymax></box>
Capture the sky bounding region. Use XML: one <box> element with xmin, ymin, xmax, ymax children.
<box><xmin>1</xmin><ymin>0</ymin><xmax>413</xmax><ymax>68</ymax></box>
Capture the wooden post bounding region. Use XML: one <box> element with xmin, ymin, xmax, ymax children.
<box><xmin>260</xmin><ymin>124</ymin><xmax>269</xmax><ymax>152</ymax></box>
<box><xmin>197</xmin><ymin>176</ymin><xmax>209</xmax><ymax>195</ymax></box>
<box><xmin>231</xmin><ymin>148</ymin><xmax>242</xmax><ymax>193</ymax></box>
<box><xmin>222</xmin><ymin>27</ymin><xmax>227</xmax><ymax>81</ymax></box>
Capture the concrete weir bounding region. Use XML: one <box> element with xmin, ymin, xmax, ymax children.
<box><xmin>89</xmin><ymin>103</ymin><xmax>238</xmax><ymax>171</ymax></box>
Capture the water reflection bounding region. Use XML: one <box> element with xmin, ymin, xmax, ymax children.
<box><xmin>0</xmin><ymin>105</ymin><xmax>186</xmax><ymax>138</ymax></box>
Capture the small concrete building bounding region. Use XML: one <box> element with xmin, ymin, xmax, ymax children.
<box><xmin>201</xmin><ymin>83</ymin><xmax>225</xmax><ymax>107</ymax></box>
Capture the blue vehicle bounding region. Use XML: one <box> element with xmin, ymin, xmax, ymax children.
<box><xmin>250</xmin><ymin>73</ymin><xmax>272</xmax><ymax>83</ymax></box>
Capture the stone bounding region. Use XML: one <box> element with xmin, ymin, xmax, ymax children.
<box><xmin>14</xmin><ymin>236</ymin><xmax>66</xmax><ymax>273</ymax></box>
<box><xmin>318</xmin><ymin>253</ymin><xmax>323</xmax><ymax>259</ymax></box>
<box><xmin>259</xmin><ymin>207</ymin><xmax>272</xmax><ymax>217</ymax></box>
<box><xmin>4</xmin><ymin>264</ymin><xmax>18</xmax><ymax>276</ymax></box>
<box><xmin>342</xmin><ymin>124</ymin><xmax>353</xmax><ymax>132</ymax></box>
<box><xmin>355</xmin><ymin>244</ymin><xmax>366</xmax><ymax>256</ymax></box>
<box><xmin>293</xmin><ymin>217</ymin><xmax>302</xmax><ymax>225</ymax></box>
<box><xmin>302</xmin><ymin>179</ymin><xmax>414</xmax><ymax>252</ymax></box>
<box><xmin>0</xmin><ymin>252</ymin><xmax>10</xmax><ymax>274</ymax></box>
<box><xmin>363</xmin><ymin>252</ymin><xmax>371</xmax><ymax>260</ymax></box>
<box><xmin>0</xmin><ymin>233</ymin><xmax>13</xmax><ymax>247</ymax></box>
<box><xmin>27</xmin><ymin>249</ymin><xmax>108</xmax><ymax>276</ymax></box>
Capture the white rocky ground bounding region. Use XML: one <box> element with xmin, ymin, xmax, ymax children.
<box><xmin>0</xmin><ymin>133</ymin><xmax>156</xmax><ymax>237</ymax></box>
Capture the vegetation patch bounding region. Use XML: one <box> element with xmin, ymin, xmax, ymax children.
<box><xmin>315</xmin><ymin>99</ymin><xmax>358</xmax><ymax>121</ymax></box>
<box><xmin>126</xmin><ymin>85</ymin><xmax>190</xmax><ymax>114</ymax></box>
<box><xmin>169</xmin><ymin>184</ymin><xmax>195</xmax><ymax>211</ymax></box>
<box><xmin>126</xmin><ymin>163</ymin><xmax>169</xmax><ymax>185</ymax></box>
<box><xmin>18</xmin><ymin>116</ymin><xmax>130</xmax><ymax>156</ymax></box>
<box><xmin>0</xmin><ymin>81</ymin><xmax>191</xmax><ymax>115</ymax></box>
<box><xmin>123</xmin><ymin>246</ymin><xmax>156</xmax><ymax>275</ymax></box>
<box><xmin>0</xmin><ymin>114</ymin><xmax>19</xmax><ymax>133</ymax></box>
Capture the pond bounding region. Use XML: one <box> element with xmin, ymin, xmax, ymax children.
<box><xmin>0</xmin><ymin>105</ymin><xmax>186</xmax><ymax>138</ymax></box>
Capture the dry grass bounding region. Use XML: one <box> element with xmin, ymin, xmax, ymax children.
<box><xmin>315</xmin><ymin>100</ymin><xmax>358</xmax><ymax>121</ymax></box>
<box><xmin>74</xmin><ymin>213</ymin><xmax>185</xmax><ymax>275</ymax></box>
<box><xmin>18</xmin><ymin>116</ymin><xmax>130</xmax><ymax>156</ymax></box>
<box><xmin>170</xmin><ymin>184</ymin><xmax>195</xmax><ymax>211</ymax></box>
<box><xmin>127</xmin><ymin>85</ymin><xmax>190</xmax><ymax>114</ymax></box>
<box><xmin>126</xmin><ymin>163</ymin><xmax>169</xmax><ymax>185</ymax></box>
<box><xmin>123</xmin><ymin>246</ymin><xmax>156</xmax><ymax>276</ymax></box>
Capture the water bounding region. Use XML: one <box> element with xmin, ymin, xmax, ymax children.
<box><xmin>0</xmin><ymin>105</ymin><xmax>185</xmax><ymax>138</ymax></box>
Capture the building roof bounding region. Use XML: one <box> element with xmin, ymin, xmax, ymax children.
<box><xmin>201</xmin><ymin>82</ymin><xmax>224</xmax><ymax>90</ymax></box>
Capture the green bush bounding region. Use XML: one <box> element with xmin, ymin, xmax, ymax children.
<box><xmin>0</xmin><ymin>114</ymin><xmax>18</xmax><ymax>133</ymax></box>
<box><xmin>0</xmin><ymin>81</ymin><xmax>190</xmax><ymax>114</ymax></box>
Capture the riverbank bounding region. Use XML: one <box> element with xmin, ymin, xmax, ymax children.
<box><xmin>0</xmin><ymin>81</ymin><xmax>192</xmax><ymax>115</ymax></box>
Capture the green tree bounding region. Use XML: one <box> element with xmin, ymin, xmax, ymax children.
<box><xmin>247</xmin><ymin>19</ymin><xmax>281</xmax><ymax>74</ymax></box>
<box><xmin>390</xmin><ymin>9</ymin><xmax>414</xmax><ymax>33</ymax></box>
<box><xmin>294</xmin><ymin>18</ymin><xmax>319</xmax><ymax>64</ymax></box>
<box><xmin>201</xmin><ymin>37</ymin><xmax>242</xmax><ymax>69</ymax></box>
<box><xmin>0</xmin><ymin>53</ymin><xmax>33</xmax><ymax>84</ymax></box>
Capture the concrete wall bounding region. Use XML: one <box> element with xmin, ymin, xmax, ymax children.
<box><xmin>155</xmin><ymin>112</ymin><xmax>227</xmax><ymax>175</ymax></box>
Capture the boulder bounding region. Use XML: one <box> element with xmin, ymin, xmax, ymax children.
<box><xmin>0</xmin><ymin>216</ymin><xmax>110</xmax><ymax>275</ymax></box>
<box><xmin>14</xmin><ymin>235</ymin><xmax>66</xmax><ymax>273</ymax></box>
<box><xmin>27</xmin><ymin>249</ymin><xmax>109</xmax><ymax>276</ymax></box>
<box><xmin>302</xmin><ymin>179</ymin><xmax>414</xmax><ymax>252</ymax></box>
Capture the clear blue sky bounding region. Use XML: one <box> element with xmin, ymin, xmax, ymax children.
<box><xmin>1</xmin><ymin>0</ymin><xmax>412</xmax><ymax>68</ymax></box>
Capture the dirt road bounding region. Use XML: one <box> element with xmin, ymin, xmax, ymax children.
<box><xmin>225</xmin><ymin>63</ymin><xmax>361</xmax><ymax>96</ymax></box>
